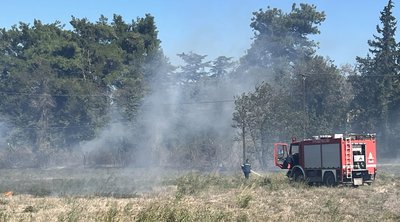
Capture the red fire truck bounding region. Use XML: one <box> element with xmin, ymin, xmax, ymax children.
<box><xmin>274</xmin><ymin>133</ymin><xmax>377</xmax><ymax>186</ymax></box>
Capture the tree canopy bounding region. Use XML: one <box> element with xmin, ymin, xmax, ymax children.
<box><xmin>0</xmin><ymin>14</ymin><xmax>164</xmax><ymax>166</ymax></box>
<box><xmin>351</xmin><ymin>0</ymin><xmax>400</xmax><ymax>153</ymax></box>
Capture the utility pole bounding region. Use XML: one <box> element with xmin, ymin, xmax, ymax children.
<box><xmin>242</xmin><ymin>124</ymin><xmax>246</xmax><ymax>163</ymax></box>
<box><xmin>242</xmin><ymin>105</ymin><xmax>246</xmax><ymax>163</ymax></box>
<box><xmin>301</xmin><ymin>73</ymin><xmax>307</xmax><ymax>139</ymax></box>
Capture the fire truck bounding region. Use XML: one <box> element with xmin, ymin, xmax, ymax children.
<box><xmin>274</xmin><ymin>133</ymin><xmax>377</xmax><ymax>186</ymax></box>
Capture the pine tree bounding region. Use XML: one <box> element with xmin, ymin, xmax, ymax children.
<box><xmin>353</xmin><ymin>0</ymin><xmax>398</xmax><ymax>153</ymax></box>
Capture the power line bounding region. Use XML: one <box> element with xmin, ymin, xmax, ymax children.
<box><xmin>144</xmin><ymin>99</ymin><xmax>235</xmax><ymax>106</ymax></box>
<box><xmin>0</xmin><ymin>89</ymin><xmax>235</xmax><ymax>105</ymax></box>
<box><xmin>1</xmin><ymin>99</ymin><xmax>235</xmax><ymax>131</ymax></box>
<box><xmin>0</xmin><ymin>90</ymin><xmax>109</xmax><ymax>97</ymax></box>
<box><xmin>12</xmin><ymin>125</ymin><xmax>96</xmax><ymax>130</ymax></box>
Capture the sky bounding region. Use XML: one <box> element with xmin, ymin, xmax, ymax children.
<box><xmin>0</xmin><ymin>1</ymin><xmax>394</xmax><ymax>66</ymax></box>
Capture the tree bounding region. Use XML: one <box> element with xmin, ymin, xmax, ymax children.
<box><xmin>352</xmin><ymin>0</ymin><xmax>399</xmax><ymax>153</ymax></box>
<box><xmin>233</xmin><ymin>83</ymin><xmax>274</xmax><ymax>168</ymax></box>
<box><xmin>236</xmin><ymin>3</ymin><xmax>329</xmax><ymax>138</ymax></box>
<box><xmin>210</xmin><ymin>56</ymin><xmax>234</xmax><ymax>79</ymax></box>
<box><xmin>177</xmin><ymin>52</ymin><xmax>210</xmax><ymax>83</ymax></box>
<box><xmin>0</xmin><ymin>14</ymin><xmax>166</xmax><ymax>167</ymax></box>
<box><xmin>237</xmin><ymin>3</ymin><xmax>326</xmax><ymax>96</ymax></box>
<box><xmin>232</xmin><ymin>92</ymin><xmax>251</xmax><ymax>164</ymax></box>
<box><xmin>233</xmin><ymin>3</ymin><xmax>353</xmax><ymax>170</ymax></box>
<box><xmin>297</xmin><ymin>56</ymin><xmax>350</xmax><ymax>136</ymax></box>
<box><xmin>242</xmin><ymin>3</ymin><xmax>325</xmax><ymax>69</ymax></box>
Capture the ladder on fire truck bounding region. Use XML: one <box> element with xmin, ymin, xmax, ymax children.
<box><xmin>344</xmin><ymin>137</ymin><xmax>353</xmax><ymax>179</ymax></box>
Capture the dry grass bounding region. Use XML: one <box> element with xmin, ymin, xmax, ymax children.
<box><xmin>0</xmin><ymin>168</ymin><xmax>398</xmax><ymax>221</ymax></box>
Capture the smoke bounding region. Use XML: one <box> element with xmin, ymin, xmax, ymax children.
<box><xmin>0</xmin><ymin>122</ymin><xmax>9</xmax><ymax>148</ymax></box>
<box><xmin>76</xmin><ymin>52</ymin><xmax>270</xmax><ymax>170</ymax></box>
<box><xmin>80</xmin><ymin>121</ymin><xmax>130</xmax><ymax>154</ymax></box>
<box><xmin>138</xmin><ymin>57</ymin><xmax>278</xmax><ymax>168</ymax></box>
<box><xmin>133</xmin><ymin>65</ymin><xmax>240</xmax><ymax>168</ymax></box>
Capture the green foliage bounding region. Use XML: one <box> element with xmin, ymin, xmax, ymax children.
<box><xmin>245</xmin><ymin>3</ymin><xmax>325</xmax><ymax>67</ymax></box>
<box><xmin>0</xmin><ymin>14</ymin><xmax>165</xmax><ymax>163</ymax></box>
<box><xmin>233</xmin><ymin>83</ymin><xmax>275</xmax><ymax>167</ymax></box>
<box><xmin>297</xmin><ymin>56</ymin><xmax>350</xmax><ymax>135</ymax></box>
<box><xmin>234</xmin><ymin>3</ymin><xmax>354</xmax><ymax>167</ymax></box>
<box><xmin>177</xmin><ymin>52</ymin><xmax>210</xmax><ymax>83</ymax></box>
<box><xmin>161</xmin><ymin>52</ymin><xmax>236</xmax><ymax>169</ymax></box>
<box><xmin>1</xmin><ymin>1</ymin><xmax>399</xmax><ymax>169</ymax></box>
<box><xmin>351</xmin><ymin>0</ymin><xmax>400</xmax><ymax>154</ymax></box>
<box><xmin>210</xmin><ymin>56</ymin><xmax>234</xmax><ymax>78</ymax></box>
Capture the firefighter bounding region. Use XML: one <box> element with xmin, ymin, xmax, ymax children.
<box><xmin>241</xmin><ymin>159</ymin><xmax>251</xmax><ymax>179</ymax></box>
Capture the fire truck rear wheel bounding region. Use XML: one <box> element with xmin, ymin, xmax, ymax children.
<box><xmin>323</xmin><ymin>172</ymin><xmax>336</xmax><ymax>187</ymax></box>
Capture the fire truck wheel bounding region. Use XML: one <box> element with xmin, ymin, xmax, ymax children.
<box><xmin>323</xmin><ymin>172</ymin><xmax>336</xmax><ymax>187</ymax></box>
<box><xmin>294</xmin><ymin>170</ymin><xmax>304</xmax><ymax>182</ymax></box>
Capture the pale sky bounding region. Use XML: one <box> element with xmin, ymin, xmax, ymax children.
<box><xmin>0</xmin><ymin>1</ymin><xmax>394</xmax><ymax>66</ymax></box>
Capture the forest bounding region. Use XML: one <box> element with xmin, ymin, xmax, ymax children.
<box><xmin>0</xmin><ymin>1</ymin><xmax>399</xmax><ymax>170</ymax></box>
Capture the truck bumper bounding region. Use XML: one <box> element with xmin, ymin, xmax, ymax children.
<box><xmin>353</xmin><ymin>178</ymin><xmax>363</xmax><ymax>186</ymax></box>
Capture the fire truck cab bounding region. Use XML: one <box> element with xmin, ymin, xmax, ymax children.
<box><xmin>274</xmin><ymin>133</ymin><xmax>377</xmax><ymax>186</ymax></box>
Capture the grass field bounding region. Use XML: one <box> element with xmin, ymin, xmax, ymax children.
<box><xmin>0</xmin><ymin>165</ymin><xmax>398</xmax><ymax>221</ymax></box>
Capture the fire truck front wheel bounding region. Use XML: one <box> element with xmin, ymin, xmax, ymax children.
<box><xmin>293</xmin><ymin>169</ymin><xmax>305</xmax><ymax>182</ymax></box>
